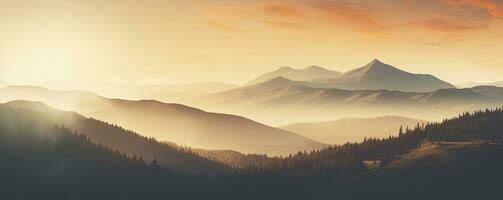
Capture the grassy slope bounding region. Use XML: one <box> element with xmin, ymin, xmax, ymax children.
<box><xmin>308</xmin><ymin>141</ymin><xmax>503</xmax><ymax>200</ymax></box>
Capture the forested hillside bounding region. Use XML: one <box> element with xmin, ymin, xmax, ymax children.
<box><xmin>1</xmin><ymin>101</ymin><xmax>230</xmax><ymax>175</ymax></box>
<box><xmin>2</xmin><ymin>105</ymin><xmax>503</xmax><ymax>199</ymax></box>
<box><xmin>195</xmin><ymin>108</ymin><xmax>503</xmax><ymax>177</ymax></box>
<box><xmin>0</xmin><ymin>122</ymin><xmax>186</xmax><ymax>199</ymax></box>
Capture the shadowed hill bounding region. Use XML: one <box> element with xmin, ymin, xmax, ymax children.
<box><xmin>2</xmin><ymin>100</ymin><xmax>503</xmax><ymax>199</ymax></box>
<box><xmin>303</xmin><ymin>141</ymin><xmax>503</xmax><ymax>200</ymax></box>
<box><xmin>2</xmin><ymin>101</ymin><xmax>230</xmax><ymax>175</ymax></box>
<box><xmin>0</xmin><ymin>120</ymin><xmax>183</xmax><ymax>199</ymax></box>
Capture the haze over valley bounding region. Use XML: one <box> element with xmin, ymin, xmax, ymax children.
<box><xmin>2</xmin><ymin>0</ymin><xmax>503</xmax><ymax>199</ymax></box>
<box><xmin>3</xmin><ymin>59</ymin><xmax>503</xmax><ymax>150</ymax></box>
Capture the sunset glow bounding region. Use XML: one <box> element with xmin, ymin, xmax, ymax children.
<box><xmin>1</xmin><ymin>0</ymin><xmax>503</xmax><ymax>91</ymax></box>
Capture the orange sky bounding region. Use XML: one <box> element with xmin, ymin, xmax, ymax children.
<box><xmin>1</xmin><ymin>0</ymin><xmax>503</xmax><ymax>89</ymax></box>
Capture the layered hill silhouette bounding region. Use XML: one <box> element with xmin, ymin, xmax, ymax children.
<box><xmin>458</xmin><ymin>80</ymin><xmax>503</xmax><ymax>88</ymax></box>
<box><xmin>469</xmin><ymin>85</ymin><xmax>503</xmax><ymax>99</ymax></box>
<box><xmin>281</xmin><ymin>116</ymin><xmax>427</xmax><ymax>144</ymax></box>
<box><xmin>191</xmin><ymin>77</ymin><xmax>501</xmax><ymax>125</ymax></box>
<box><xmin>3</xmin><ymin>99</ymin><xmax>503</xmax><ymax>199</ymax></box>
<box><xmin>0</xmin><ymin>86</ymin><xmax>324</xmax><ymax>156</ymax></box>
<box><xmin>107</xmin><ymin>81</ymin><xmax>237</xmax><ymax>102</ymax></box>
<box><xmin>245</xmin><ymin>65</ymin><xmax>341</xmax><ymax>86</ymax></box>
<box><xmin>1</xmin><ymin>101</ymin><xmax>229</xmax><ymax>175</ymax></box>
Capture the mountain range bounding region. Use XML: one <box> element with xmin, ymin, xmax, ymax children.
<box><xmin>245</xmin><ymin>59</ymin><xmax>455</xmax><ymax>92</ymax></box>
<box><xmin>1</xmin><ymin>60</ymin><xmax>499</xmax><ymax>152</ymax></box>
<box><xmin>458</xmin><ymin>80</ymin><xmax>503</xmax><ymax>88</ymax></box>
<box><xmin>4</xmin><ymin>99</ymin><xmax>503</xmax><ymax>199</ymax></box>
<box><xmin>189</xmin><ymin>78</ymin><xmax>502</xmax><ymax>125</ymax></box>
<box><xmin>0</xmin><ymin>85</ymin><xmax>324</xmax><ymax>156</ymax></box>
<box><xmin>245</xmin><ymin>65</ymin><xmax>342</xmax><ymax>86</ymax></box>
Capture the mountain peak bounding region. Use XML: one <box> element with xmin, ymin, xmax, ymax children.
<box><xmin>250</xmin><ymin>76</ymin><xmax>299</xmax><ymax>89</ymax></box>
<box><xmin>277</xmin><ymin>66</ymin><xmax>294</xmax><ymax>71</ymax></box>
<box><xmin>303</xmin><ymin>65</ymin><xmax>326</xmax><ymax>71</ymax></box>
<box><xmin>327</xmin><ymin>59</ymin><xmax>456</xmax><ymax>92</ymax></box>
<box><xmin>266</xmin><ymin>76</ymin><xmax>292</xmax><ymax>83</ymax></box>
<box><xmin>245</xmin><ymin>65</ymin><xmax>341</xmax><ymax>86</ymax></box>
<box><xmin>364</xmin><ymin>59</ymin><xmax>395</xmax><ymax>70</ymax></box>
<box><xmin>4</xmin><ymin>85</ymin><xmax>49</xmax><ymax>91</ymax></box>
<box><xmin>370</xmin><ymin>58</ymin><xmax>382</xmax><ymax>63</ymax></box>
<box><xmin>4</xmin><ymin>100</ymin><xmax>55</xmax><ymax>112</ymax></box>
<box><xmin>341</xmin><ymin>59</ymin><xmax>401</xmax><ymax>80</ymax></box>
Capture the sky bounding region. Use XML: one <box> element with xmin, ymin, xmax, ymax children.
<box><xmin>1</xmin><ymin>0</ymin><xmax>503</xmax><ymax>90</ymax></box>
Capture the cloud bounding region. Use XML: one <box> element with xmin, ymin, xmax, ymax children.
<box><xmin>260</xmin><ymin>20</ymin><xmax>307</xmax><ymax>30</ymax></box>
<box><xmin>411</xmin><ymin>17</ymin><xmax>489</xmax><ymax>31</ymax></box>
<box><xmin>255</xmin><ymin>4</ymin><xmax>303</xmax><ymax>16</ymax></box>
<box><xmin>303</xmin><ymin>1</ymin><xmax>389</xmax><ymax>32</ymax></box>
<box><xmin>206</xmin><ymin>20</ymin><xmax>244</xmax><ymax>33</ymax></box>
<box><xmin>444</xmin><ymin>0</ymin><xmax>503</xmax><ymax>18</ymax></box>
<box><xmin>204</xmin><ymin>0</ymin><xmax>502</xmax><ymax>45</ymax></box>
<box><xmin>396</xmin><ymin>0</ymin><xmax>496</xmax><ymax>33</ymax></box>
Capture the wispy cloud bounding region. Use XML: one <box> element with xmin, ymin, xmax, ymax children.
<box><xmin>206</xmin><ymin>20</ymin><xmax>244</xmax><ymax>33</ymax></box>
<box><xmin>411</xmin><ymin>17</ymin><xmax>489</xmax><ymax>32</ymax></box>
<box><xmin>204</xmin><ymin>0</ymin><xmax>503</xmax><ymax>45</ymax></box>
<box><xmin>444</xmin><ymin>0</ymin><xmax>503</xmax><ymax>18</ymax></box>
<box><xmin>261</xmin><ymin>20</ymin><xmax>307</xmax><ymax>30</ymax></box>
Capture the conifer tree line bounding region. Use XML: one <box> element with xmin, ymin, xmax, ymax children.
<box><xmin>0</xmin><ymin>123</ymin><xmax>184</xmax><ymax>199</ymax></box>
<box><xmin>195</xmin><ymin>107</ymin><xmax>503</xmax><ymax>176</ymax></box>
<box><xmin>1</xmin><ymin>105</ymin><xmax>503</xmax><ymax>199</ymax></box>
<box><xmin>0</xmin><ymin>104</ymin><xmax>230</xmax><ymax>175</ymax></box>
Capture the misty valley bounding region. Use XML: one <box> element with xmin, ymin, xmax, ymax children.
<box><xmin>2</xmin><ymin>60</ymin><xmax>503</xmax><ymax>199</ymax></box>
<box><xmin>2</xmin><ymin>1</ymin><xmax>503</xmax><ymax>199</ymax></box>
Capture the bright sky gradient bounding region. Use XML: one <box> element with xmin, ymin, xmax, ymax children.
<box><xmin>1</xmin><ymin>0</ymin><xmax>503</xmax><ymax>89</ymax></box>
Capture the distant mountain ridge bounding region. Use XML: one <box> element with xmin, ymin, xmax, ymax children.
<box><xmin>245</xmin><ymin>59</ymin><xmax>455</xmax><ymax>92</ymax></box>
<box><xmin>91</xmin><ymin>81</ymin><xmax>237</xmax><ymax>103</ymax></box>
<box><xmin>189</xmin><ymin>78</ymin><xmax>502</xmax><ymax>125</ymax></box>
<box><xmin>0</xmin><ymin>85</ymin><xmax>325</xmax><ymax>156</ymax></box>
<box><xmin>458</xmin><ymin>80</ymin><xmax>503</xmax><ymax>88</ymax></box>
<box><xmin>316</xmin><ymin>59</ymin><xmax>455</xmax><ymax>92</ymax></box>
<box><xmin>245</xmin><ymin>65</ymin><xmax>342</xmax><ymax>86</ymax></box>
<box><xmin>199</xmin><ymin>76</ymin><xmax>498</xmax><ymax>108</ymax></box>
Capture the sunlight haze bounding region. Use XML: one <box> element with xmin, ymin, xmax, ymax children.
<box><xmin>1</xmin><ymin>0</ymin><xmax>503</xmax><ymax>91</ymax></box>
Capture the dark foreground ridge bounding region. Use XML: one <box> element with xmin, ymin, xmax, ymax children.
<box><xmin>1</xmin><ymin>104</ymin><xmax>503</xmax><ymax>200</ymax></box>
